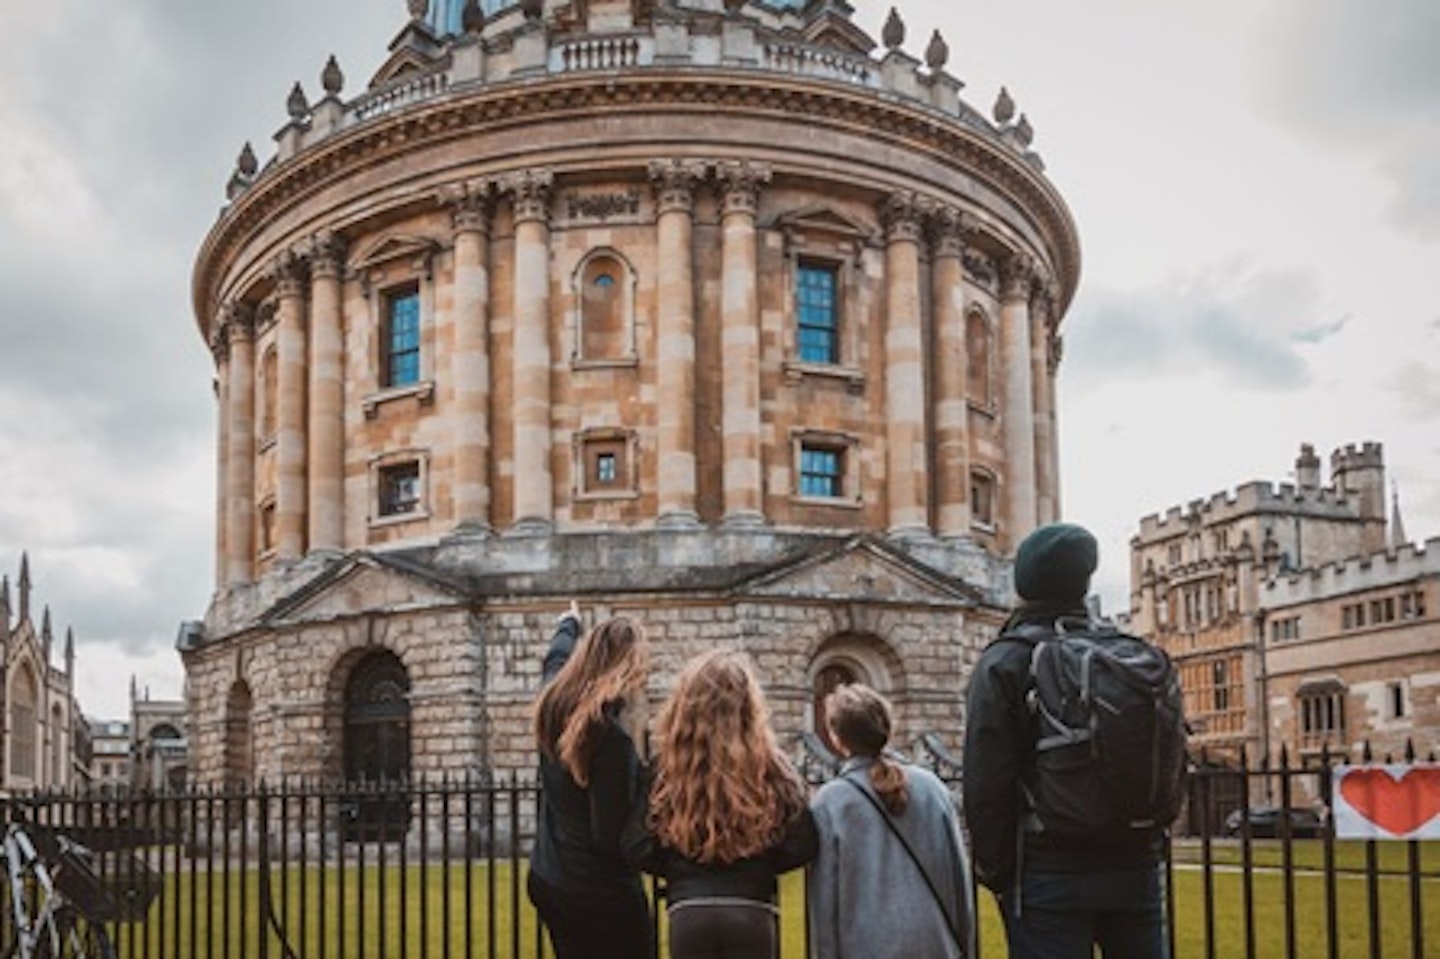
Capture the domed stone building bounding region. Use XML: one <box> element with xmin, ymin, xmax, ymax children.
<box><xmin>182</xmin><ymin>0</ymin><xmax>1079</xmax><ymax>799</ymax></box>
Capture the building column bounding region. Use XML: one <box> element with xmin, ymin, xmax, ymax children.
<box><xmin>224</xmin><ymin>304</ymin><xmax>257</xmax><ymax>586</ymax></box>
<box><xmin>211</xmin><ymin>328</ymin><xmax>230</xmax><ymax>588</ymax></box>
<box><xmin>307</xmin><ymin>232</ymin><xmax>346</xmax><ymax>552</ymax></box>
<box><xmin>1031</xmin><ymin>279</ymin><xmax>1060</xmax><ymax>525</ymax></box>
<box><xmin>931</xmin><ymin>207</ymin><xmax>972</xmax><ymax>537</ymax></box>
<box><xmin>448</xmin><ymin>182</ymin><xmax>495</xmax><ymax>533</ymax></box>
<box><xmin>881</xmin><ymin>192</ymin><xmax>929</xmax><ymax>537</ymax></box>
<box><xmin>718</xmin><ymin>160</ymin><xmax>770</xmax><ymax>527</ymax></box>
<box><xmin>650</xmin><ymin>159</ymin><xmax>705</xmax><ymax>527</ymax></box>
<box><xmin>1000</xmin><ymin>253</ymin><xmax>1038</xmax><ymax>546</ymax></box>
<box><xmin>508</xmin><ymin>170</ymin><xmax>554</xmax><ymax>532</ymax></box>
<box><xmin>274</xmin><ymin>251</ymin><xmax>309</xmax><ymax>561</ymax></box>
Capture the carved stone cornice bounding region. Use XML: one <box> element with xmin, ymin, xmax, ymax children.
<box><xmin>504</xmin><ymin>169</ymin><xmax>554</xmax><ymax>224</ymax></box>
<box><xmin>1000</xmin><ymin>252</ymin><xmax>1035</xmax><ymax>301</ymax></box>
<box><xmin>197</xmin><ymin>75</ymin><xmax>1080</xmax><ymax>333</ymax></box>
<box><xmin>880</xmin><ymin>191</ymin><xmax>927</xmax><ymax>244</ymax></box>
<box><xmin>271</xmin><ymin>249</ymin><xmax>309</xmax><ymax>299</ymax></box>
<box><xmin>1030</xmin><ymin>276</ymin><xmax>1059</xmax><ymax>320</ymax></box>
<box><xmin>309</xmin><ymin>230</ymin><xmax>348</xmax><ymax>280</ymax></box>
<box><xmin>928</xmin><ymin>206</ymin><xmax>977</xmax><ymax>259</ymax></box>
<box><xmin>717</xmin><ymin>160</ymin><xmax>771</xmax><ymax>217</ymax></box>
<box><xmin>441</xmin><ymin>178</ymin><xmax>496</xmax><ymax>234</ymax></box>
<box><xmin>648</xmin><ymin>158</ymin><xmax>707</xmax><ymax>215</ymax></box>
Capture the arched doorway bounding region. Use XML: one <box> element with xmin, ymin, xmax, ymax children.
<box><xmin>342</xmin><ymin>650</ymin><xmax>411</xmax><ymax>839</ymax></box>
<box><xmin>223</xmin><ymin>681</ymin><xmax>254</xmax><ymax>786</ymax></box>
<box><xmin>812</xmin><ymin>662</ymin><xmax>860</xmax><ymax>755</ymax></box>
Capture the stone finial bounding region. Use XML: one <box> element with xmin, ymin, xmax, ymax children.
<box><xmin>461</xmin><ymin>0</ymin><xmax>485</xmax><ymax>32</ymax></box>
<box><xmin>925</xmin><ymin>30</ymin><xmax>949</xmax><ymax>71</ymax></box>
<box><xmin>321</xmin><ymin>55</ymin><xmax>344</xmax><ymax>96</ymax></box>
<box><xmin>286</xmin><ymin>82</ymin><xmax>309</xmax><ymax>122</ymax></box>
<box><xmin>65</xmin><ymin>626</ymin><xmax>74</xmax><ymax>667</ymax></box>
<box><xmin>18</xmin><ymin>552</ymin><xmax>30</xmax><ymax>624</ymax></box>
<box><xmin>882</xmin><ymin>7</ymin><xmax>905</xmax><ymax>50</ymax></box>
<box><xmin>237</xmin><ymin>142</ymin><xmax>258</xmax><ymax>177</ymax></box>
<box><xmin>519</xmin><ymin>0</ymin><xmax>544</xmax><ymax>22</ymax></box>
<box><xmin>1015</xmin><ymin>113</ymin><xmax>1034</xmax><ymax>147</ymax></box>
<box><xmin>408</xmin><ymin>0</ymin><xmax>429</xmax><ymax>21</ymax></box>
<box><xmin>993</xmin><ymin>86</ymin><xmax>1015</xmax><ymax>125</ymax></box>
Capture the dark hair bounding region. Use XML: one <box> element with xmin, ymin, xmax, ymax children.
<box><xmin>825</xmin><ymin>683</ymin><xmax>908</xmax><ymax>815</ymax></box>
<box><xmin>534</xmin><ymin>616</ymin><xmax>648</xmax><ymax>786</ymax></box>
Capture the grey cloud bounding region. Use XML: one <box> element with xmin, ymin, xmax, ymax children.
<box><xmin>1063</xmin><ymin>265</ymin><xmax>1335</xmax><ymax>391</ymax></box>
<box><xmin>1261</xmin><ymin>0</ymin><xmax>1440</xmax><ymax>238</ymax></box>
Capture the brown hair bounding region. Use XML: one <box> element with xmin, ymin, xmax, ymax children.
<box><xmin>825</xmin><ymin>683</ymin><xmax>909</xmax><ymax>815</ymax></box>
<box><xmin>647</xmin><ymin>650</ymin><xmax>809</xmax><ymax>865</ymax></box>
<box><xmin>534</xmin><ymin>616</ymin><xmax>649</xmax><ymax>786</ymax></box>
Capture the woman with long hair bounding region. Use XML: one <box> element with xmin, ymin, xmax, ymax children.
<box><xmin>528</xmin><ymin>602</ymin><xmax>655</xmax><ymax>959</ymax></box>
<box><xmin>807</xmin><ymin>683</ymin><xmax>975</xmax><ymax>958</ymax></box>
<box><xmin>624</xmin><ymin>649</ymin><xmax>817</xmax><ymax>959</ymax></box>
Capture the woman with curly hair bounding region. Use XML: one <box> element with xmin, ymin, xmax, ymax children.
<box><xmin>807</xmin><ymin>683</ymin><xmax>975</xmax><ymax>958</ymax></box>
<box><xmin>528</xmin><ymin>602</ymin><xmax>655</xmax><ymax>959</ymax></box>
<box><xmin>624</xmin><ymin>649</ymin><xmax>817</xmax><ymax>959</ymax></box>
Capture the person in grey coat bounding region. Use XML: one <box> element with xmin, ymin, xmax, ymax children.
<box><xmin>807</xmin><ymin>684</ymin><xmax>976</xmax><ymax>959</ymax></box>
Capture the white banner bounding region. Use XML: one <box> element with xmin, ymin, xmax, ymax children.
<box><xmin>1332</xmin><ymin>763</ymin><xmax>1440</xmax><ymax>840</ymax></box>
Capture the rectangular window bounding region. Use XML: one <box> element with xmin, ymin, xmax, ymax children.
<box><xmin>796</xmin><ymin>262</ymin><xmax>839</xmax><ymax>364</ymax></box>
<box><xmin>1389</xmin><ymin>682</ymin><xmax>1407</xmax><ymax>720</ymax></box>
<box><xmin>1299</xmin><ymin>691</ymin><xmax>1345</xmax><ymax>741</ymax></box>
<box><xmin>971</xmin><ymin>472</ymin><xmax>995</xmax><ymax>527</ymax></box>
<box><xmin>596</xmin><ymin>452</ymin><xmax>617</xmax><ymax>485</ymax></box>
<box><xmin>383</xmin><ymin>285</ymin><xmax>422</xmax><ymax>387</ymax></box>
<box><xmin>1211</xmin><ymin>660</ymin><xmax>1230</xmax><ymax>712</ymax></box>
<box><xmin>580</xmin><ymin>436</ymin><xmax>629</xmax><ymax>494</ymax></box>
<box><xmin>378</xmin><ymin>462</ymin><xmax>421</xmax><ymax>516</ymax></box>
<box><xmin>259</xmin><ymin>501</ymin><xmax>277</xmax><ymax>554</ymax></box>
<box><xmin>1383</xmin><ymin>597</ymin><xmax>1395</xmax><ymax>622</ymax></box>
<box><xmin>799</xmin><ymin>445</ymin><xmax>843</xmax><ymax>498</ymax></box>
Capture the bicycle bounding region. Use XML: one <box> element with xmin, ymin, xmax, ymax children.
<box><xmin>0</xmin><ymin>807</ymin><xmax>159</xmax><ymax>959</ymax></box>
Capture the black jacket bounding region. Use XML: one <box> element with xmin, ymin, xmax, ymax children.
<box><xmin>962</xmin><ymin>606</ymin><xmax>1162</xmax><ymax>893</ymax></box>
<box><xmin>622</xmin><ymin>781</ymin><xmax>818</xmax><ymax>905</ymax></box>
<box><xmin>528</xmin><ymin>615</ymin><xmax>646</xmax><ymax>896</ymax></box>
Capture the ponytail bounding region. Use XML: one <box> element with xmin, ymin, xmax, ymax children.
<box><xmin>824</xmin><ymin>683</ymin><xmax>910</xmax><ymax>815</ymax></box>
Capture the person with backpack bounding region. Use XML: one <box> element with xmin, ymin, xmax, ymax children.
<box><xmin>963</xmin><ymin>523</ymin><xmax>1186</xmax><ymax>959</ymax></box>
<box><xmin>807</xmin><ymin>683</ymin><xmax>975</xmax><ymax>958</ymax></box>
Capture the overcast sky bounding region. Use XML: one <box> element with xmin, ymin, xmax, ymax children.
<box><xmin>1</xmin><ymin>0</ymin><xmax>1436</xmax><ymax>720</ymax></box>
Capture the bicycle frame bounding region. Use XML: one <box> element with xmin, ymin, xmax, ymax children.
<box><xmin>4</xmin><ymin>822</ymin><xmax>64</xmax><ymax>958</ymax></box>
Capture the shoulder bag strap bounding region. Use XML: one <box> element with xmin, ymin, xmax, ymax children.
<box><xmin>842</xmin><ymin>775</ymin><xmax>964</xmax><ymax>954</ymax></box>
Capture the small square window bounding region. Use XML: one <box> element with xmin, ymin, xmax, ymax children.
<box><xmin>378</xmin><ymin>462</ymin><xmax>421</xmax><ymax>516</ymax></box>
<box><xmin>383</xmin><ymin>285</ymin><xmax>421</xmax><ymax>388</ymax></box>
<box><xmin>796</xmin><ymin>261</ymin><xmax>839</xmax><ymax>365</ymax></box>
<box><xmin>799</xmin><ymin>445</ymin><xmax>843</xmax><ymax>498</ymax></box>
<box><xmin>578</xmin><ymin>435</ymin><xmax>631</xmax><ymax>496</ymax></box>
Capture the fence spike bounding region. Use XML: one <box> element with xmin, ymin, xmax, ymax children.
<box><xmin>1362</xmin><ymin>740</ymin><xmax>1374</xmax><ymax>763</ymax></box>
<box><xmin>1404</xmin><ymin>738</ymin><xmax>1416</xmax><ymax>763</ymax></box>
<box><xmin>1279</xmin><ymin>743</ymin><xmax>1290</xmax><ymax>771</ymax></box>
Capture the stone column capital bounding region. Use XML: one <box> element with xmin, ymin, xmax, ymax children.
<box><xmin>648</xmin><ymin>158</ymin><xmax>707</xmax><ymax>215</ymax></box>
<box><xmin>221</xmin><ymin>302</ymin><xmax>256</xmax><ymax>345</ymax></box>
<box><xmin>717</xmin><ymin>160</ymin><xmax>771</xmax><ymax>217</ymax></box>
<box><xmin>504</xmin><ymin>169</ymin><xmax>554</xmax><ymax>224</ymax></box>
<box><xmin>880</xmin><ymin>191</ymin><xmax>927</xmax><ymax>244</ymax></box>
<box><xmin>1001</xmin><ymin>252</ymin><xmax>1036</xmax><ymax>301</ymax></box>
<box><xmin>928</xmin><ymin>206</ymin><xmax>977</xmax><ymax>259</ymax></box>
<box><xmin>442</xmin><ymin>178</ymin><xmax>496</xmax><ymax>234</ymax></box>
<box><xmin>309</xmin><ymin>231</ymin><xmax>348</xmax><ymax>280</ymax></box>
<box><xmin>271</xmin><ymin>249</ymin><xmax>310</xmax><ymax>298</ymax></box>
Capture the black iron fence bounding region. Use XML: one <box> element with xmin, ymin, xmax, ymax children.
<box><xmin>0</xmin><ymin>742</ymin><xmax>1433</xmax><ymax>958</ymax></box>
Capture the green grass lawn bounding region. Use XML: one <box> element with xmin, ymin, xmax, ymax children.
<box><xmin>102</xmin><ymin>847</ymin><xmax>1434</xmax><ymax>957</ymax></box>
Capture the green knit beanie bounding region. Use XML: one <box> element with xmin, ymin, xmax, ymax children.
<box><xmin>1014</xmin><ymin>523</ymin><xmax>1098</xmax><ymax>602</ymax></box>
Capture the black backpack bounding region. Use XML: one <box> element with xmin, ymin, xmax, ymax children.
<box><xmin>1004</xmin><ymin>618</ymin><xmax>1189</xmax><ymax>840</ymax></box>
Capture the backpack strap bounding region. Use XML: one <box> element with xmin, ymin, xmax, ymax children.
<box><xmin>841</xmin><ymin>775</ymin><xmax>966</xmax><ymax>954</ymax></box>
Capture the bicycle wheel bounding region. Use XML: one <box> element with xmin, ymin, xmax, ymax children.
<box><xmin>39</xmin><ymin>907</ymin><xmax>113</xmax><ymax>959</ymax></box>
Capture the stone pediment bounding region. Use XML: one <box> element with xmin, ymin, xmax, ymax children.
<box><xmin>739</xmin><ymin>537</ymin><xmax>977</xmax><ymax>605</ymax></box>
<box><xmin>261</xmin><ymin>553</ymin><xmax>468</xmax><ymax>627</ymax></box>
<box><xmin>349</xmin><ymin>234</ymin><xmax>442</xmax><ymax>276</ymax></box>
<box><xmin>769</xmin><ymin>205</ymin><xmax>874</xmax><ymax>242</ymax></box>
<box><xmin>801</xmin><ymin>8</ymin><xmax>876</xmax><ymax>56</ymax></box>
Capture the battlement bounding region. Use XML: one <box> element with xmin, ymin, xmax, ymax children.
<box><xmin>1135</xmin><ymin>479</ymin><xmax>1363</xmax><ymax>541</ymax></box>
<box><xmin>1263</xmin><ymin>536</ymin><xmax>1440</xmax><ymax>607</ymax></box>
<box><xmin>1332</xmin><ymin>441</ymin><xmax>1385</xmax><ymax>472</ymax></box>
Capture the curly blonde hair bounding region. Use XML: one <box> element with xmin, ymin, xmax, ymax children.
<box><xmin>534</xmin><ymin>616</ymin><xmax>649</xmax><ymax>787</ymax></box>
<box><xmin>647</xmin><ymin>649</ymin><xmax>808</xmax><ymax>864</ymax></box>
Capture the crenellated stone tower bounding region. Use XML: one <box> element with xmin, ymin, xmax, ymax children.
<box><xmin>182</xmin><ymin>0</ymin><xmax>1080</xmax><ymax>800</ymax></box>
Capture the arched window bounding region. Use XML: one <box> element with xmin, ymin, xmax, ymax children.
<box><xmin>575</xmin><ymin>251</ymin><xmax>633</xmax><ymax>362</ymax></box>
<box><xmin>342</xmin><ymin>651</ymin><xmax>412</xmax><ymax>838</ymax></box>
<box><xmin>50</xmin><ymin>704</ymin><xmax>64</xmax><ymax>787</ymax></box>
<box><xmin>966</xmin><ymin>309</ymin><xmax>992</xmax><ymax>406</ymax></box>
<box><xmin>224</xmin><ymin>681</ymin><xmax>254</xmax><ymax>786</ymax></box>
<box><xmin>11</xmin><ymin>665</ymin><xmax>37</xmax><ymax>780</ymax></box>
<box><xmin>812</xmin><ymin>662</ymin><xmax>860</xmax><ymax>755</ymax></box>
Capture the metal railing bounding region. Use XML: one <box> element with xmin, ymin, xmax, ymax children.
<box><xmin>0</xmin><ymin>741</ymin><xmax>1432</xmax><ymax>957</ymax></box>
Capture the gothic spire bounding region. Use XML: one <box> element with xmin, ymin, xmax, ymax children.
<box><xmin>64</xmin><ymin>626</ymin><xmax>75</xmax><ymax>671</ymax></box>
<box><xmin>1390</xmin><ymin>480</ymin><xmax>1408</xmax><ymax>549</ymax></box>
<box><xmin>42</xmin><ymin>605</ymin><xmax>53</xmax><ymax>659</ymax></box>
<box><xmin>18</xmin><ymin>552</ymin><xmax>30</xmax><ymax>625</ymax></box>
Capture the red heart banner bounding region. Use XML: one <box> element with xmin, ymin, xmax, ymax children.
<box><xmin>1338</xmin><ymin>766</ymin><xmax>1440</xmax><ymax>836</ymax></box>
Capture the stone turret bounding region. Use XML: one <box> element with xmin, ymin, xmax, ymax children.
<box><xmin>1331</xmin><ymin>441</ymin><xmax>1385</xmax><ymax>527</ymax></box>
<box><xmin>1294</xmin><ymin>443</ymin><xmax>1321</xmax><ymax>491</ymax></box>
